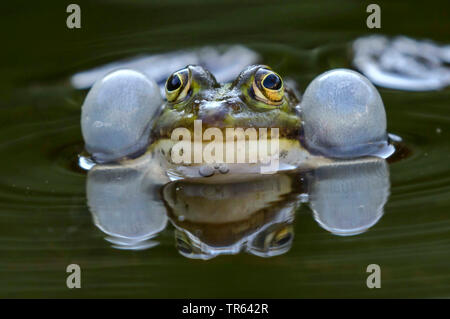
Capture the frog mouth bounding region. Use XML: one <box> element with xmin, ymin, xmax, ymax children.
<box><xmin>151</xmin><ymin>118</ymin><xmax>302</xmax><ymax>141</ymax></box>
<box><xmin>147</xmin><ymin>121</ymin><xmax>328</xmax><ymax>178</ymax></box>
<box><xmin>151</xmin><ymin>137</ymin><xmax>281</xmax><ymax>165</ymax></box>
<box><xmin>146</xmin><ymin>136</ymin><xmax>331</xmax><ymax>180</ymax></box>
<box><xmin>174</xmin><ymin>124</ymin><xmax>282</xmax><ymax>143</ymax></box>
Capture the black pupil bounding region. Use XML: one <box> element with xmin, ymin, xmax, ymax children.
<box><xmin>262</xmin><ymin>73</ymin><xmax>281</xmax><ymax>90</ymax></box>
<box><xmin>167</xmin><ymin>74</ymin><xmax>181</xmax><ymax>91</ymax></box>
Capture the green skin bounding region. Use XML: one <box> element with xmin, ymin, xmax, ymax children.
<box><xmin>151</xmin><ymin>64</ymin><xmax>302</xmax><ymax>141</ymax></box>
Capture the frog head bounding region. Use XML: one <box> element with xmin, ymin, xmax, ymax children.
<box><xmin>151</xmin><ymin>64</ymin><xmax>301</xmax><ymax>140</ymax></box>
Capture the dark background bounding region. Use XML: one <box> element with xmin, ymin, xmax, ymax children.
<box><xmin>0</xmin><ymin>0</ymin><xmax>449</xmax><ymax>298</ymax></box>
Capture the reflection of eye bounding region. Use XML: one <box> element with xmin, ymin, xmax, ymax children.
<box><xmin>270</xmin><ymin>225</ymin><xmax>293</xmax><ymax>247</ymax></box>
<box><xmin>175</xmin><ymin>230</ymin><xmax>193</xmax><ymax>254</ymax></box>
<box><xmin>252</xmin><ymin>68</ymin><xmax>284</xmax><ymax>106</ymax></box>
<box><xmin>273</xmin><ymin>228</ymin><xmax>292</xmax><ymax>246</ymax></box>
<box><xmin>165</xmin><ymin>68</ymin><xmax>191</xmax><ymax>102</ymax></box>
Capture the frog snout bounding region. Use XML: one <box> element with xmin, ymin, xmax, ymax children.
<box><xmin>197</xmin><ymin>99</ymin><xmax>241</xmax><ymax>125</ymax></box>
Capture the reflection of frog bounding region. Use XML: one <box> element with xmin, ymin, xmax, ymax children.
<box><xmin>86</xmin><ymin>157</ymin><xmax>389</xmax><ymax>259</ymax></box>
<box><xmin>80</xmin><ymin>47</ymin><xmax>393</xmax><ymax>179</ymax></box>
<box><xmin>163</xmin><ymin>175</ymin><xmax>300</xmax><ymax>259</ymax></box>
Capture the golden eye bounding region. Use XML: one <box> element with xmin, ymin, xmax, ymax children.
<box><xmin>252</xmin><ymin>68</ymin><xmax>284</xmax><ymax>106</ymax></box>
<box><xmin>165</xmin><ymin>68</ymin><xmax>191</xmax><ymax>102</ymax></box>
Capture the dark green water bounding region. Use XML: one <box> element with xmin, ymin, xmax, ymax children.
<box><xmin>1</xmin><ymin>0</ymin><xmax>449</xmax><ymax>298</ymax></box>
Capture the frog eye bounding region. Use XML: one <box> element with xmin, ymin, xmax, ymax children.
<box><xmin>252</xmin><ymin>68</ymin><xmax>284</xmax><ymax>106</ymax></box>
<box><xmin>165</xmin><ymin>68</ymin><xmax>191</xmax><ymax>102</ymax></box>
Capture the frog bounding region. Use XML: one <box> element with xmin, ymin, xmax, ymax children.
<box><xmin>87</xmin><ymin>153</ymin><xmax>389</xmax><ymax>258</ymax></box>
<box><xmin>80</xmin><ymin>62</ymin><xmax>393</xmax><ymax>181</ymax></box>
<box><xmin>79</xmin><ymin>47</ymin><xmax>394</xmax><ymax>258</ymax></box>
